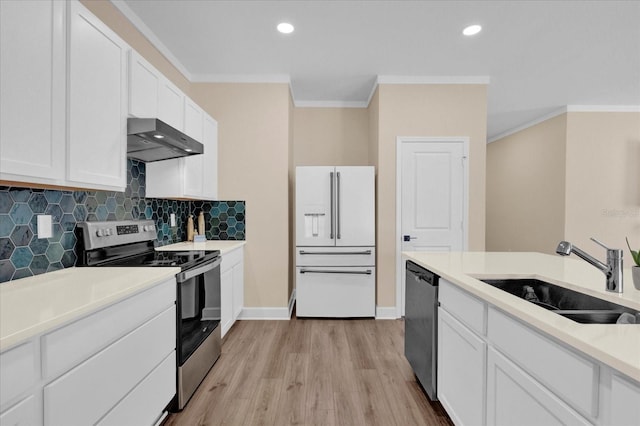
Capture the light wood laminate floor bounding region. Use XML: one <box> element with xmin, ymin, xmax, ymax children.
<box><xmin>164</xmin><ymin>315</ymin><xmax>453</xmax><ymax>426</ymax></box>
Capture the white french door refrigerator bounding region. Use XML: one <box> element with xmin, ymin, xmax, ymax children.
<box><xmin>295</xmin><ymin>166</ymin><xmax>375</xmax><ymax>317</ymax></box>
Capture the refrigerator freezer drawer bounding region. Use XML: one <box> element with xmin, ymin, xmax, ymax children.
<box><xmin>296</xmin><ymin>267</ymin><xmax>376</xmax><ymax>318</ymax></box>
<box><xmin>296</xmin><ymin>247</ymin><xmax>375</xmax><ymax>267</ymax></box>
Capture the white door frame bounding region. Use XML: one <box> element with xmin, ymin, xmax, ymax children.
<box><xmin>395</xmin><ymin>136</ymin><xmax>470</xmax><ymax>318</ymax></box>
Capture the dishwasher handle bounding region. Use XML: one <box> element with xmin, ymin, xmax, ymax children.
<box><xmin>406</xmin><ymin>261</ymin><xmax>439</xmax><ymax>286</ymax></box>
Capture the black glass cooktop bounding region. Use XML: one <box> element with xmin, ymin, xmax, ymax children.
<box><xmin>80</xmin><ymin>240</ymin><xmax>219</xmax><ymax>269</ymax></box>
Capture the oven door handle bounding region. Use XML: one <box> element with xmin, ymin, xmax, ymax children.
<box><xmin>177</xmin><ymin>257</ymin><xmax>221</xmax><ymax>283</ymax></box>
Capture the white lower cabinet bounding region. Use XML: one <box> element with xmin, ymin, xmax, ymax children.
<box><xmin>221</xmin><ymin>247</ymin><xmax>244</xmax><ymax>337</ymax></box>
<box><xmin>0</xmin><ymin>277</ymin><xmax>176</xmax><ymax>426</ymax></box>
<box><xmin>437</xmin><ymin>307</ymin><xmax>486</xmax><ymax>426</ymax></box>
<box><xmin>0</xmin><ymin>395</ymin><xmax>36</xmax><ymax>426</ymax></box>
<box><xmin>437</xmin><ymin>279</ymin><xmax>640</xmax><ymax>426</ymax></box>
<box><xmin>487</xmin><ymin>347</ymin><xmax>591</xmax><ymax>426</ymax></box>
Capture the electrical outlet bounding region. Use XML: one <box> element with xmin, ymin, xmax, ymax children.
<box><xmin>37</xmin><ymin>215</ymin><xmax>53</xmax><ymax>238</ymax></box>
<box><xmin>170</xmin><ymin>213</ymin><xmax>176</xmax><ymax>227</ymax></box>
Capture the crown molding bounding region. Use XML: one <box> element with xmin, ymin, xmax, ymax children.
<box><xmin>110</xmin><ymin>0</ymin><xmax>193</xmax><ymax>81</ymax></box>
<box><xmin>377</xmin><ymin>75</ymin><xmax>490</xmax><ymax>85</ymax></box>
<box><xmin>488</xmin><ymin>107</ymin><xmax>568</xmax><ymax>143</ymax></box>
<box><xmin>566</xmin><ymin>105</ymin><xmax>640</xmax><ymax>112</ymax></box>
<box><xmin>190</xmin><ymin>74</ymin><xmax>291</xmax><ymax>84</ymax></box>
<box><xmin>293</xmin><ymin>100</ymin><xmax>369</xmax><ymax>108</ymax></box>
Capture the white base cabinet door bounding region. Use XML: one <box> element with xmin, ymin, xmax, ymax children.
<box><xmin>0</xmin><ymin>396</ymin><xmax>37</xmax><ymax>426</ymax></box>
<box><xmin>487</xmin><ymin>347</ymin><xmax>591</xmax><ymax>426</ymax></box>
<box><xmin>437</xmin><ymin>308</ymin><xmax>486</xmax><ymax>426</ymax></box>
<box><xmin>221</xmin><ymin>247</ymin><xmax>244</xmax><ymax>337</ymax></box>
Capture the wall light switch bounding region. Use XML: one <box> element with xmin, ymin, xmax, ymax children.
<box><xmin>170</xmin><ymin>213</ymin><xmax>176</xmax><ymax>227</ymax></box>
<box><xmin>37</xmin><ymin>215</ymin><xmax>53</xmax><ymax>239</ymax></box>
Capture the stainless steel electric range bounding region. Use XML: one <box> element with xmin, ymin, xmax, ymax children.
<box><xmin>76</xmin><ymin>219</ymin><xmax>221</xmax><ymax>411</ymax></box>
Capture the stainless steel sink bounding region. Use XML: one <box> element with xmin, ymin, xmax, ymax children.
<box><xmin>479</xmin><ymin>278</ymin><xmax>639</xmax><ymax>324</ymax></box>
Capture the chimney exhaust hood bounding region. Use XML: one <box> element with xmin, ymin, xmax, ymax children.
<box><xmin>127</xmin><ymin>118</ymin><xmax>204</xmax><ymax>162</ymax></box>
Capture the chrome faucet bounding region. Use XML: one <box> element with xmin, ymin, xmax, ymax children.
<box><xmin>556</xmin><ymin>238</ymin><xmax>623</xmax><ymax>293</ymax></box>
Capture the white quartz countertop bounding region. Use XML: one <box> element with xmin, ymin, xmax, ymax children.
<box><xmin>156</xmin><ymin>240</ymin><xmax>246</xmax><ymax>254</ymax></box>
<box><xmin>0</xmin><ymin>267</ymin><xmax>179</xmax><ymax>352</ymax></box>
<box><xmin>403</xmin><ymin>251</ymin><xmax>640</xmax><ymax>382</ymax></box>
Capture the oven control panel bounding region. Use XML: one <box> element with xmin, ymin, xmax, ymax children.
<box><xmin>77</xmin><ymin>220</ymin><xmax>157</xmax><ymax>250</ymax></box>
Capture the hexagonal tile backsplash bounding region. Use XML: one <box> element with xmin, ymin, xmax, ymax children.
<box><xmin>0</xmin><ymin>159</ymin><xmax>245</xmax><ymax>283</ymax></box>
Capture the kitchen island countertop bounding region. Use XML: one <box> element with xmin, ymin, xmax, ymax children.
<box><xmin>403</xmin><ymin>251</ymin><xmax>640</xmax><ymax>382</ymax></box>
<box><xmin>0</xmin><ymin>267</ymin><xmax>179</xmax><ymax>352</ymax></box>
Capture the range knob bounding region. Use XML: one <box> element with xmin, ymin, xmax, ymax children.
<box><xmin>96</xmin><ymin>229</ymin><xmax>104</xmax><ymax>237</ymax></box>
<box><xmin>105</xmin><ymin>228</ymin><xmax>112</xmax><ymax>236</ymax></box>
<box><xmin>144</xmin><ymin>224</ymin><xmax>155</xmax><ymax>232</ymax></box>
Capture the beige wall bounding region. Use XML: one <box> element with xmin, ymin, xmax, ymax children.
<box><xmin>486</xmin><ymin>115</ymin><xmax>567</xmax><ymax>254</ymax></box>
<box><xmin>374</xmin><ymin>84</ymin><xmax>488</xmax><ymax>307</ymax></box>
<box><xmin>293</xmin><ymin>108</ymin><xmax>370</xmax><ymax>166</ymax></box>
<box><xmin>81</xmin><ymin>0</ymin><xmax>191</xmax><ymax>95</ymax></box>
<box><xmin>191</xmin><ymin>83</ymin><xmax>291</xmax><ymax>308</ymax></box>
<box><xmin>288</xmin><ymin>93</ymin><xmax>295</xmax><ymax>300</ymax></box>
<box><xmin>565</xmin><ymin>112</ymin><xmax>640</xmax><ymax>251</ymax></box>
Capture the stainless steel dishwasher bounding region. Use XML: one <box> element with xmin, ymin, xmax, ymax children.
<box><xmin>404</xmin><ymin>260</ymin><xmax>439</xmax><ymax>400</ymax></box>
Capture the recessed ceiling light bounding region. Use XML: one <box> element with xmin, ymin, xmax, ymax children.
<box><xmin>463</xmin><ymin>24</ymin><xmax>482</xmax><ymax>36</ymax></box>
<box><xmin>153</xmin><ymin>134</ymin><xmax>164</xmax><ymax>139</ymax></box>
<box><xmin>277</xmin><ymin>22</ymin><xmax>294</xmax><ymax>34</ymax></box>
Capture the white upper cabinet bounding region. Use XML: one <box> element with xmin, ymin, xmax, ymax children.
<box><xmin>0</xmin><ymin>0</ymin><xmax>128</xmax><ymax>192</ymax></box>
<box><xmin>0</xmin><ymin>0</ymin><xmax>66</xmax><ymax>184</ymax></box>
<box><xmin>128</xmin><ymin>51</ymin><xmax>159</xmax><ymax>118</ymax></box>
<box><xmin>202</xmin><ymin>115</ymin><xmax>219</xmax><ymax>200</ymax></box>
<box><xmin>184</xmin><ymin>98</ymin><xmax>204</xmax><ymax>141</ymax></box>
<box><xmin>158</xmin><ymin>80</ymin><xmax>185</xmax><ymax>131</ymax></box>
<box><xmin>66</xmin><ymin>0</ymin><xmax>128</xmax><ymax>190</ymax></box>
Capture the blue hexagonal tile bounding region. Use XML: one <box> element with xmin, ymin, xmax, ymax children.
<box><xmin>60</xmin><ymin>214</ymin><xmax>76</xmax><ymax>232</ymax></box>
<box><xmin>45</xmin><ymin>204</ymin><xmax>63</xmax><ymax>223</ymax></box>
<box><xmin>9</xmin><ymin>203</ymin><xmax>33</xmax><ymax>225</ymax></box>
<box><xmin>73</xmin><ymin>204</ymin><xmax>87</xmax><ymax>222</ymax></box>
<box><xmin>28</xmin><ymin>192</ymin><xmax>47</xmax><ymax>214</ymax></box>
<box><xmin>0</xmin><ymin>215</ymin><xmax>15</xmax><ymax>238</ymax></box>
<box><xmin>106</xmin><ymin>197</ymin><xmax>117</xmax><ymax>213</ymax></box>
<box><xmin>44</xmin><ymin>190</ymin><xmax>63</xmax><ymax>204</ymax></box>
<box><xmin>236</xmin><ymin>222</ymin><xmax>245</xmax><ymax>232</ymax></box>
<box><xmin>0</xmin><ymin>238</ymin><xmax>15</xmax><ymax>259</ymax></box>
<box><xmin>46</xmin><ymin>243</ymin><xmax>64</xmax><ymax>262</ymax></box>
<box><xmin>0</xmin><ymin>191</ymin><xmax>12</xmax><ymax>214</ymax></box>
<box><xmin>85</xmin><ymin>196</ymin><xmax>98</xmax><ymax>213</ymax></box>
<box><xmin>49</xmin><ymin>223</ymin><xmax>63</xmax><ymax>243</ymax></box>
<box><xmin>29</xmin><ymin>254</ymin><xmax>49</xmax><ymax>275</ymax></box>
<box><xmin>235</xmin><ymin>202</ymin><xmax>245</xmax><ymax>213</ymax></box>
<box><xmin>61</xmin><ymin>250</ymin><xmax>77</xmax><ymax>267</ymax></box>
<box><xmin>0</xmin><ymin>260</ymin><xmax>15</xmax><ymax>282</ymax></box>
<box><xmin>115</xmin><ymin>192</ymin><xmax>125</xmax><ymax>205</ymax></box>
<box><xmin>10</xmin><ymin>246</ymin><xmax>33</xmax><ymax>268</ymax></box>
<box><xmin>115</xmin><ymin>205</ymin><xmax>126</xmax><ymax>220</ymax></box>
<box><xmin>29</xmin><ymin>237</ymin><xmax>48</xmax><ymax>255</ymax></box>
<box><xmin>10</xmin><ymin>225</ymin><xmax>33</xmax><ymax>246</ymax></box>
<box><xmin>95</xmin><ymin>191</ymin><xmax>107</xmax><ymax>204</ymax></box>
<box><xmin>12</xmin><ymin>268</ymin><xmax>33</xmax><ymax>280</ymax></box>
<box><xmin>144</xmin><ymin>206</ymin><xmax>153</xmax><ymax>219</ymax></box>
<box><xmin>96</xmin><ymin>205</ymin><xmax>108</xmax><ymax>221</ymax></box>
<box><xmin>47</xmin><ymin>262</ymin><xmax>64</xmax><ymax>272</ymax></box>
<box><xmin>60</xmin><ymin>232</ymin><xmax>76</xmax><ymax>251</ymax></box>
<box><xmin>60</xmin><ymin>194</ymin><xmax>76</xmax><ymax>213</ymax></box>
<box><xmin>73</xmin><ymin>191</ymin><xmax>87</xmax><ymax>204</ymax></box>
<box><xmin>9</xmin><ymin>188</ymin><xmax>30</xmax><ymax>202</ymax></box>
<box><xmin>227</xmin><ymin>217</ymin><xmax>237</xmax><ymax>227</ymax></box>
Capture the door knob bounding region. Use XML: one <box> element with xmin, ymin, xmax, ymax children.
<box><xmin>403</xmin><ymin>235</ymin><xmax>417</xmax><ymax>242</ymax></box>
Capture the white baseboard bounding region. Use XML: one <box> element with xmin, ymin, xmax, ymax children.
<box><xmin>237</xmin><ymin>289</ymin><xmax>295</xmax><ymax>320</ymax></box>
<box><xmin>375</xmin><ymin>306</ymin><xmax>398</xmax><ymax>320</ymax></box>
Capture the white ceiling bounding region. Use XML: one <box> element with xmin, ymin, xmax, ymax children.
<box><xmin>115</xmin><ymin>0</ymin><xmax>640</xmax><ymax>140</ymax></box>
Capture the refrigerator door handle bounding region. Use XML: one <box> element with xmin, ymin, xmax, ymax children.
<box><xmin>299</xmin><ymin>250</ymin><xmax>372</xmax><ymax>255</ymax></box>
<box><xmin>329</xmin><ymin>171</ymin><xmax>335</xmax><ymax>239</ymax></box>
<box><xmin>299</xmin><ymin>269</ymin><xmax>372</xmax><ymax>275</ymax></box>
<box><xmin>336</xmin><ymin>171</ymin><xmax>341</xmax><ymax>239</ymax></box>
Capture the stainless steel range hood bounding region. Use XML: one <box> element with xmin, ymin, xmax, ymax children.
<box><xmin>127</xmin><ymin>118</ymin><xmax>204</xmax><ymax>162</ymax></box>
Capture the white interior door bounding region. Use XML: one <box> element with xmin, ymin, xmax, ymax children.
<box><xmin>397</xmin><ymin>138</ymin><xmax>468</xmax><ymax>315</ymax></box>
